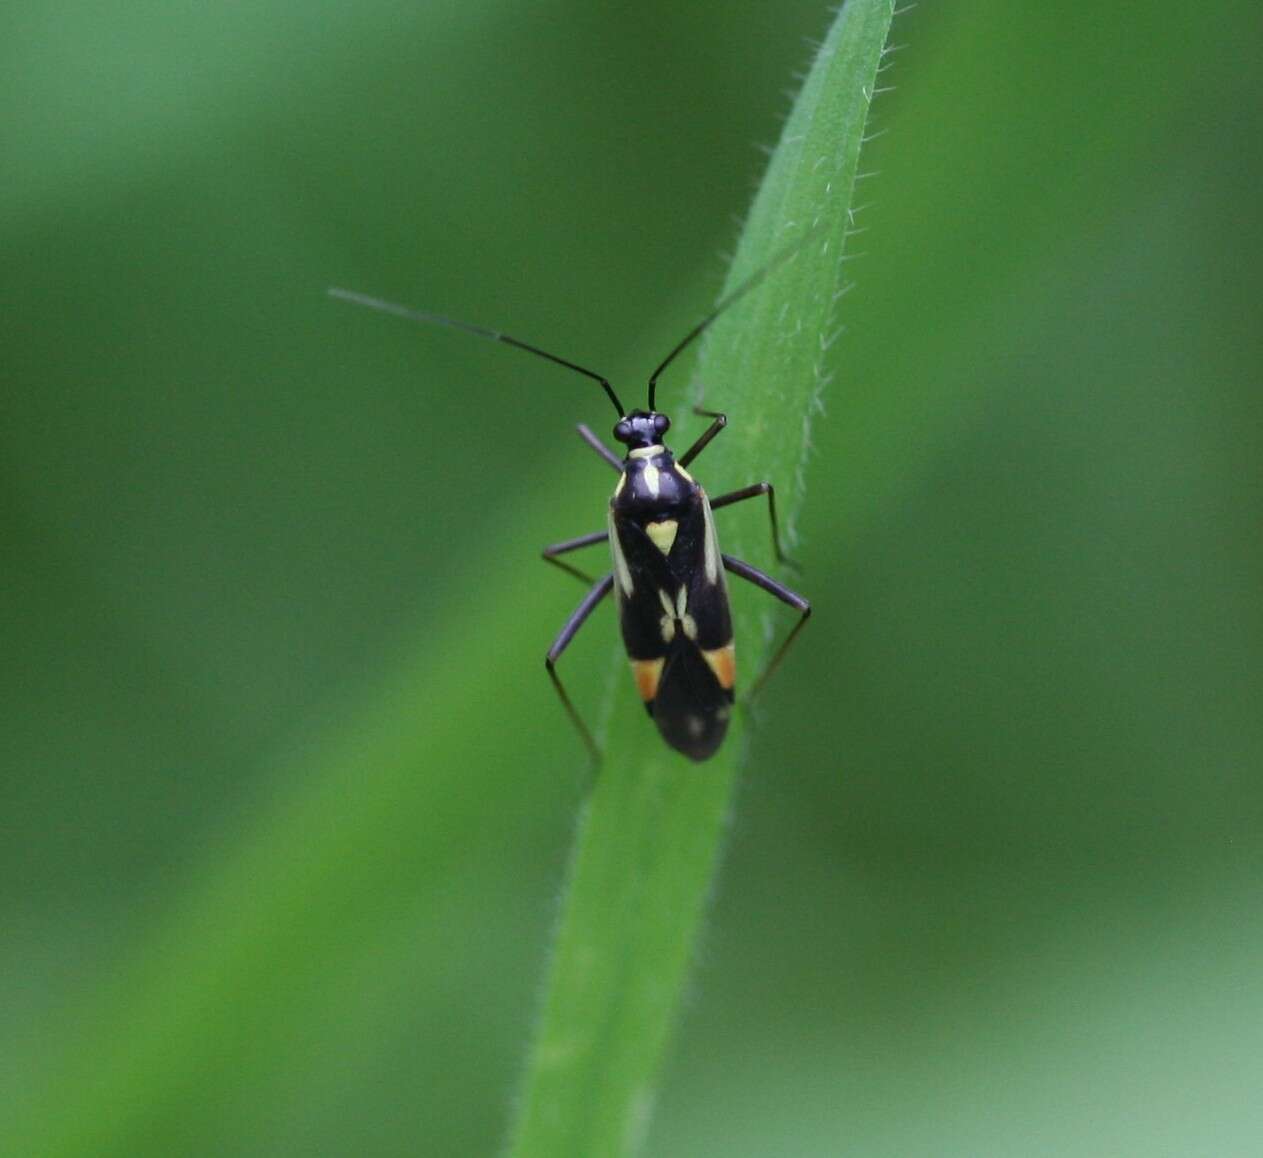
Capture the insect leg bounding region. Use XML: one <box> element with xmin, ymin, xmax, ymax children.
<box><xmin>678</xmin><ymin>408</ymin><xmax>727</xmax><ymax>468</ymax></box>
<box><xmin>576</xmin><ymin>424</ymin><xmax>623</xmax><ymax>472</ymax></box>
<box><xmin>709</xmin><ymin>482</ymin><xmax>800</xmax><ymax>570</ymax></box>
<box><xmin>721</xmin><ymin>553</ymin><xmax>811</xmax><ymax>699</ymax></box>
<box><xmin>541</xmin><ymin>529</ymin><xmax>610</xmax><ymax>585</ymax></box>
<box><xmin>545</xmin><ymin>573</ymin><xmax>615</xmax><ymax>763</ymax></box>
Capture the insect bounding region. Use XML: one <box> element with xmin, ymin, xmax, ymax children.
<box><xmin>330</xmin><ymin>248</ymin><xmax>810</xmax><ymax>762</ymax></box>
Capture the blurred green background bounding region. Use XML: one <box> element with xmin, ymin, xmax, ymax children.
<box><xmin>4</xmin><ymin>2</ymin><xmax>1262</xmax><ymax>1155</ymax></box>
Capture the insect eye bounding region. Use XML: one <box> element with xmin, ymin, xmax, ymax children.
<box><xmin>614</xmin><ymin>421</ymin><xmax>632</xmax><ymax>441</ymax></box>
<box><xmin>654</xmin><ymin>414</ymin><xmax>670</xmax><ymax>434</ymax></box>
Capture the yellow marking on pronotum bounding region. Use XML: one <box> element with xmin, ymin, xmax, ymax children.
<box><xmin>646</xmin><ymin>518</ymin><xmax>678</xmax><ymax>555</ymax></box>
<box><xmin>642</xmin><ymin>462</ymin><xmax>661</xmax><ymax>498</ymax></box>
<box><xmin>614</xmin><ymin>472</ymin><xmax>627</xmax><ymax>499</ymax></box>
<box><xmin>701</xmin><ymin>643</ymin><xmax>736</xmax><ymax>689</ymax></box>
<box><xmin>631</xmin><ymin>656</ymin><xmax>664</xmax><ymax>702</ymax></box>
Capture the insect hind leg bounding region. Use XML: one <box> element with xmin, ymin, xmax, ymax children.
<box><xmin>545</xmin><ymin>573</ymin><xmax>615</xmax><ymax>763</ymax></box>
<box><xmin>721</xmin><ymin>553</ymin><xmax>811</xmax><ymax>700</ymax></box>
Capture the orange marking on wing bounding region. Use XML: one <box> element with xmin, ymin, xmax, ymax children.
<box><xmin>632</xmin><ymin>657</ymin><xmax>665</xmax><ymax>702</ymax></box>
<box><xmin>702</xmin><ymin>644</ymin><xmax>736</xmax><ymax>690</ymax></box>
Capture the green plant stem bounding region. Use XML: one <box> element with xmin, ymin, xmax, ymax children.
<box><xmin>506</xmin><ymin>4</ymin><xmax>898</xmax><ymax>1154</ymax></box>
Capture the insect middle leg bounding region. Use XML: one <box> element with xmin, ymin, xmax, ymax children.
<box><xmin>710</xmin><ymin>482</ymin><xmax>799</xmax><ymax>569</ymax></box>
<box><xmin>541</xmin><ymin>528</ymin><xmax>609</xmax><ymax>585</ymax></box>
<box><xmin>721</xmin><ymin>553</ymin><xmax>811</xmax><ymax>699</ymax></box>
<box><xmin>545</xmin><ymin>573</ymin><xmax>615</xmax><ymax>763</ymax></box>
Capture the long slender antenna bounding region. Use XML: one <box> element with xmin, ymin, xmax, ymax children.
<box><xmin>328</xmin><ymin>286</ymin><xmax>626</xmax><ymax>417</ymax></box>
<box><xmin>646</xmin><ymin>234</ymin><xmax>811</xmax><ymax>411</ymax></box>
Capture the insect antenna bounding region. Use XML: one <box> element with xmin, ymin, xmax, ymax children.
<box><xmin>646</xmin><ymin>234</ymin><xmax>811</xmax><ymax>411</ymax></box>
<box><xmin>328</xmin><ymin>286</ymin><xmax>626</xmax><ymax>417</ymax></box>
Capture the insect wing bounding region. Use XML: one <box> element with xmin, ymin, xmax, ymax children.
<box><xmin>610</xmin><ymin>494</ymin><xmax>736</xmax><ymax>762</ymax></box>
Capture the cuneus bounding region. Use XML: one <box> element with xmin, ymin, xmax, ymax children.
<box><xmin>330</xmin><ymin>246</ymin><xmax>810</xmax><ymax>763</ymax></box>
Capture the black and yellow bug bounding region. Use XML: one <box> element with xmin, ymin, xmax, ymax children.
<box><xmin>331</xmin><ymin>251</ymin><xmax>810</xmax><ymax>762</ymax></box>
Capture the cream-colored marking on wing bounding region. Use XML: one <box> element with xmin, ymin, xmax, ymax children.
<box><xmin>672</xmin><ymin>587</ymin><xmax>698</xmax><ymax>640</ymax></box>
<box><xmin>608</xmin><ymin>508</ymin><xmax>634</xmax><ymax>596</ymax></box>
<box><xmin>675</xmin><ymin>463</ymin><xmax>694</xmax><ymax>483</ymax></box>
<box><xmin>701</xmin><ymin>492</ymin><xmax>719</xmax><ymax>583</ymax></box>
<box><xmin>657</xmin><ymin>587</ymin><xmax>677</xmax><ymax>642</ymax></box>
<box><xmin>614</xmin><ymin>471</ymin><xmax>628</xmax><ymax>499</ymax></box>
<box><xmin>646</xmin><ymin>518</ymin><xmax>678</xmax><ymax>555</ymax></box>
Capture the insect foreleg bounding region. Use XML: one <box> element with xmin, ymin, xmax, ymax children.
<box><xmin>678</xmin><ymin>408</ymin><xmax>727</xmax><ymax>468</ymax></box>
<box><xmin>576</xmin><ymin>424</ymin><xmax>623</xmax><ymax>472</ymax></box>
